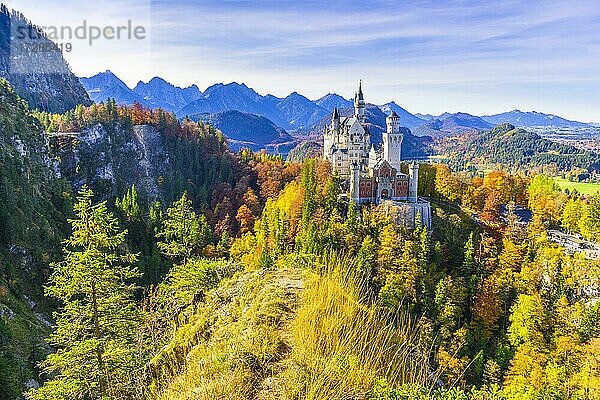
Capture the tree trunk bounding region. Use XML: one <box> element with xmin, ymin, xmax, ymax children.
<box><xmin>91</xmin><ymin>281</ymin><xmax>107</xmax><ymax>398</ymax></box>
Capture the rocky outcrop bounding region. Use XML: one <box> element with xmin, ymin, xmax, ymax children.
<box><xmin>56</xmin><ymin>123</ymin><xmax>169</xmax><ymax>200</ymax></box>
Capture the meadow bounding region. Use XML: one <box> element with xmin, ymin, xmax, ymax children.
<box><xmin>554</xmin><ymin>177</ymin><xmax>600</xmax><ymax>195</ymax></box>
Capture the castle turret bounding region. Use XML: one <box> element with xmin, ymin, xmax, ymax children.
<box><xmin>383</xmin><ymin>110</ymin><xmax>403</xmax><ymax>171</ymax></box>
<box><xmin>332</xmin><ymin>107</ymin><xmax>340</xmax><ymax>130</ymax></box>
<box><xmin>408</xmin><ymin>161</ymin><xmax>419</xmax><ymax>202</ymax></box>
<box><xmin>386</xmin><ymin>110</ymin><xmax>400</xmax><ymax>134</ymax></box>
<box><xmin>354</xmin><ymin>80</ymin><xmax>365</xmax><ymax>122</ymax></box>
<box><xmin>350</xmin><ymin>161</ymin><xmax>361</xmax><ymax>203</ymax></box>
<box><xmin>324</xmin><ymin>108</ymin><xmax>341</xmax><ymax>162</ymax></box>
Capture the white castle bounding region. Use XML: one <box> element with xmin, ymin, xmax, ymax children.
<box><xmin>323</xmin><ymin>81</ymin><xmax>432</xmax><ymax>229</ymax></box>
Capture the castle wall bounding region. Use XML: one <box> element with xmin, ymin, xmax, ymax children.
<box><xmin>393</xmin><ymin>177</ymin><xmax>409</xmax><ymax>198</ymax></box>
<box><xmin>379</xmin><ymin>199</ymin><xmax>433</xmax><ymax>230</ymax></box>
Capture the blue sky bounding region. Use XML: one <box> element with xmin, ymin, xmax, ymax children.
<box><xmin>6</xmin><ymin>0</ymin><xmax>600</xmax><ymax>121</ymax></box>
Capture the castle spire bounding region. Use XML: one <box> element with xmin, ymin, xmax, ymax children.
<box><xmin>331</xmin><ymin>106</ymin><xmax>340</xmax><ymax>131</ymax></box>
<box><xmin>357</xmin><ymin>80</ymin><xmax>364</xmax><ymax>101</ymax></box>
<box><xmin>354</xmin><ymin>80</ymin><xmax>365</xmax><ymax>122</ymax></box>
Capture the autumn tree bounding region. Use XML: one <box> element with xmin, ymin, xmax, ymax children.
<box><xmin>561</xmin><ymin>198</ymin><xmax>584</xmax><ymax>234</ymax></box>
<box><xmin>434</xmin><ymin>164</ymin><xmax>464</xmax><ymax>203</ymax></box>
<box><xmin>528</xmin><ymin>174</ymin><xmax>564</xmax><ymax>224</ymax></box>
<box><xmin>583</xmin><ymin>194</ymin><xmax>600</xmax><ymax>241</ymax></box>
<box><xmin>481</xmin><ymin>189</ymin><xmax>500</xmax><ymax>224</ymax></box>
<box><xmin>236</xmin><ymin>204</ymin><xmax>255</xmax><ymax>234</ymax></box>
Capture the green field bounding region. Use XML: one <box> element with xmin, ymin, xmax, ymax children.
<box><xmin>554</xmin><ymin>177</ymin><xmax>600</xmax><ymax>195</ymax></box>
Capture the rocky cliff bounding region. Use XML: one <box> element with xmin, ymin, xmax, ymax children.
<box><xmin>0</xmin><ymin>5</ymin><xmax>91</xmax><ymax>113</ymax></box>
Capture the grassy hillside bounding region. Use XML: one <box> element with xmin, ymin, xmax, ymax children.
<box><xmin>554</xmin><ymin>177</ymin><xmax>600</xmax><ymax>195</ymax></box>
<box><xmin>149</xmin><ymin>260</ymin><xmax>433</xmax><ymax>400</ymax></box>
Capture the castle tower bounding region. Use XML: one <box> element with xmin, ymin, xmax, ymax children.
<box><xmin>368</xmin><ymin>144</ymin><xmax>378</xmax><ymax>169</ymax></box>
<box><xmin>408</xmin><ymin>161</ymin><xmax>419</xmax><ymax>202</ymax></box>
<box><xmin>354</xmin><ymin>80</ymin><xmax>365</xmax><ymax>122</ymax></box>
<box><xmin>323</xmin><ymin>108</ymin><xmax>340</xmax><ymax>161</ymax></box>
<box><xmin>350</xmin><ymin>161</ymin><xmax>361</xmax><ymax>203</ymax></box>
<box><xmin>332</xmin><ymin>107</ymin><xmax>340</xmax><ymax>130</ymax></box>
<box><xmin>383</xmin><ymin>110</ymin><xmax>403</xmax><ymax>171</ymax></box>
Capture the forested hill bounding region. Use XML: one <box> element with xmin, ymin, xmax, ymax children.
<box><xmin>0</xmin><ymin>5</ymin><xmax>91</xmax><ymax>112</ymax></box>
<box><xmin>190</xmin><ymin>110</ymin><xmax>295</xmax><ymax>152</ymax></box>
<box><xmin>1</xmin><ymin>85</ymin><xmax>301</xmax><ymax>396</ymax></box>
<box><xmin>435</xmin><ymin>122</ymin><xmax>600</xmax><ymax>172</ymax></box>
<box><xmin>35</xmin><ymin>102</ymin><xmax>286</xmax><ymax>236</ymax></box>
<box><xmin>0</xmin><ymin>78</ymin><xmax>70</xmax><ymax>290</ymax></box>
<box><xmin>3</xmin><ymin>74</ymin><xmax>600</xmax><ymax>399</ymax></box>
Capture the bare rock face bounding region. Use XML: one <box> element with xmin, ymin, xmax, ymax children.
<box><xmin>132</xmin><ymin>124</ymin><xmax>165</xmax><ymax>199</ymax></box>
<box><xmin>0</xmin><ymin>5</ymin><xmax>91</xmax><ymax>113</ymax></box>
<box><xmin>56</xmin><ymin>123</ymin><xmax>169</xmax><ymax>201</ymax></box>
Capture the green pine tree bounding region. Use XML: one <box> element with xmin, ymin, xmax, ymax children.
<box><xmin>28</xmin><ymin>187</ymin><xmax>141</xmax><ymax>400</ymax></box>
<box><xmin>156</xmin><ymin>192</ymin><xmax>212</xmax><ymax>262</ymax></box>
<box><xmin>115</xmin><ymin>184</ymin><xmax>142</xmax><ymax>222</ymax></box>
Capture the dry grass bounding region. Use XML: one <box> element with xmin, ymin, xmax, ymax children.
<box><xmin>282</xmin><ymin>262</ymin><xmax>432</xmax><ymax>400</ymax></box>
<box><xmin>148</xmin><ymin>258</ymin><xmax>432</xmax><ymax>400</ymax></box>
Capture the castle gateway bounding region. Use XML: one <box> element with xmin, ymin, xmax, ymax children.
<box><xmin>323</xmin><ymin>81</ymin><xmax>432</xmax><ymax>230</ymax></box>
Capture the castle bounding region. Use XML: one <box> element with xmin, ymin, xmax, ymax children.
<box><xmin>323</xmin><ymin>81</ymin><xmax>432</xmax><ymax>229</ymax></box>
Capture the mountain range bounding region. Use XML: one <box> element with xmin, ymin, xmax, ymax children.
<box><xmin>80</xmin><ymin>71</ymin><xmax>593</xmax><ymax>137</ymax></box>
<box><xmin>134</xmin><ymin>77</ymin><xmax>202</xmax><ymax>111</ymax></box>
<box><xmin>481</xmin><ymin>110</ymin><xmax>589</xmax><ymax>128</ymax></box>
<box><xmin>81</xmin><ymin>72</ymin><xmax>330</xmax><ymax>130</ymax></box>
<box><xmin>412</xmin><ymin>113</ymin><xmax>494</xmax><ymax>137</ymax></box>
<box><xmin>80</xmin><ymin>70</ymin><xmax>145</xmax><ymax>105</ymax></box>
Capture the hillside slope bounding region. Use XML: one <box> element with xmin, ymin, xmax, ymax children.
<box><xmin>150</xmin><ymin>265</ymin><xmax>431</xmax><ymax>400</ymax></box>
<box><xmin>0</xmin><ymin>78</ymin><xmax>71</xmax><ymax>396</ymax></box>
<box><xmin>192</xmin><ymin>110</ymin><xmax>295</xmax><ymax>152</ymax></box>
<box><xmin>286</xmin><ymin>141</ymin><xmax>323</xmax><ymax>163</ymax></box>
